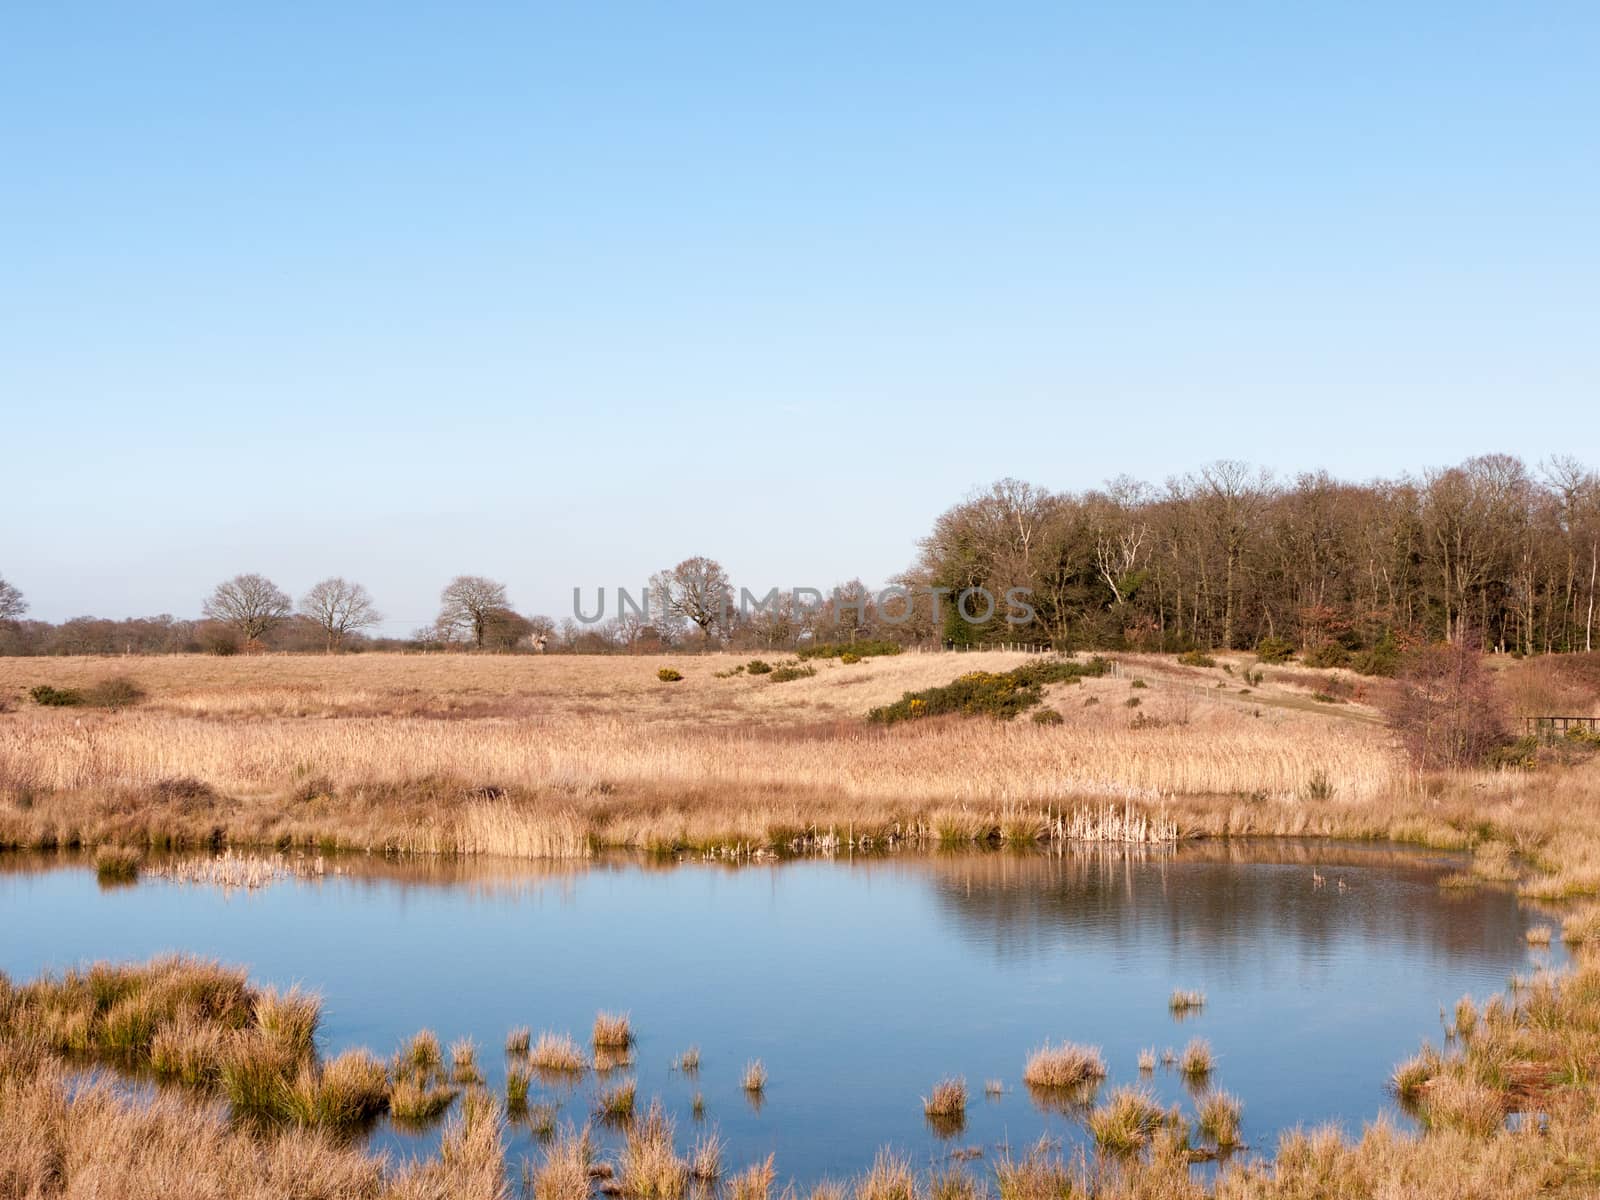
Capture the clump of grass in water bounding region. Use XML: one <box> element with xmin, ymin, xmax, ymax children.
<box><xmin>524</xmin><ymin>1102</ymin><xmax>559</xmax><ymax>1137</ymax></box>
<box><xmin>450</xmin><ymin>1037</ymin><xmax>482</xmax><ymax>1084</ymax></box>
<box><xmin>597</xmin><ymin>1077</ymin><xmax>636</xmax><ymax>1122</ymax></box>
<box><xmin>1168</xmin><ymin>988</ymin><xmax>1205</xmax><ymax>1015</ymax></box>
<box><xmin>728</xmin><ymin>1155</ymin><xmax>776</xmax><ymax>1200</ymax></box>
<box><xmin>1137</xmin><ymin>1047</ymin><xmax>1157</xmax><ymax>1072</ymax></box>
<box><xmin>280</xmin><ymin>1049</ymin><xmax>390</xmax><ymax>1129</ymax></box>
<box><xmin>1390</xmin><ymin>1045</ymin><xmax>1441</xmax><ymax>1103</ymax></box>
<box><xmin>1453</xmin><ymin>996</ymin><xmax>1479</xmax><ymax>1041</ymax></box>
<box><xmin>855</xmin><ymin>1149</ymin><xmax>914</xmax><ymax>1200</ymax></box>
<box><xmin>1195</xmin><ymin>1089</ymin><xmax>1243</xmax><ymax>1149</ymax></box>
<box><xmin>1021</xmin><ymin>1041</ymin><xmax>1106</xmax><ymax>1089</ymax></box>
<box><xmin>529</xmin><ymin>1031</ymin><xmax>588</xmax><ymax>1073</ymax></box>
<box><xmin>1562</xmin><ymin>904</ymin><xmax>1600</xmax><ymax>945</ymax></box>
<box><xmin>689</xmin><ymin>1131</ymin><xmax>723</xmax><ymax>1181</ymax></box>
<box><xmin>1525</xmin><ymin>926</ymin><xmax>1554</xmax><ymax>946</ymax></box>
<box><xmin>672</xmin><ymin>1045</ymin><xmax>700</xmax><ymax>1072</ymax></box>
<box><xmin>691</xmin><ymin>1091</ymin><xmax>705</xmax><ymax>1119</ymax></box>
<box><xmin>592</xmin><ymin>1011</ymin><xmax>633</xmax><ymax>1049</ymax></box>
<box><xmin>506</xmin><ymin>1063</ymin><xmax>531</xmax><ymax>1112</ymax></box>
<box><xmin>621</xmin><ymin>1100</ymin><xmax>688</xmax><ymax>1199</ymax></box>
<box><xmin>506</xmin><ymin>1026</ymin><xmax>531</xmax><ymax>1055</ymax></box>
<box><xmin>1086</xmin><ymin>1086</ymin><xmax>1168</xmax><ymax>1154</ymax></box>
<box><xmin>255</xmin><ymin>987</ymin><xmax>320</xmax><ymax>1059</ymax></box>
<box><xmin>983</xmin><ymin>1079</ymin><xmax>1003</xmax><ymax>1097</ymax></box>
<box><xmin>530</xmin><ymin>1121</ymin><xmax>594</xmax><ymax>1200</ymax></box>
<box><xmin>93</xmin><ymin>845</ymin><xmax>141</xmax><ymax>885</ymax></box>
<box><xmin>922</xmin><ymin>1077</ymin><xmax>967</xmax><ymax>1117</ymax></box>
<box><xmin>1420</xmin><ymin>1072</ymin><xmax>1505</xmax><ymax>1138</ymax></box>
<box><xmin>1178</xmin><ymin>1038</ymin><xmax>1214</xmax><ymax>1079</ymax></box>
<box><xmin>996</xmin><ymin>1135</ymin><xmax>1077</xmax><ymax>1200</ymax></box>
<box><xmin>741</xmin><ymin>1059</ymin><xmax>767</xmax><ymax>1092</ymax></box>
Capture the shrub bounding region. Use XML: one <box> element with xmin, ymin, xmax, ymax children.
<box><xmin>1031</xmin><ymin>708</ymin><xmax>1064</xmax><ymax>726</ymax></box>
<box><xmin>840</xmin><ymin>651</ymin><xmax>861</xmax><ymax>664</ymax></box>
<box><xmin>657</xmin><ymin>668</ymin><xmax>683</xmax><ymax>683</ymax></box>
<box><xmin>1256</xmin><ymin>636</ymin><xmax>1295</xmax><ymax>664</ymax></box>
<box><xmin>1301</xmin><ymin>642</ymin><xmax>1349</xmax><ymax>669</ymax></box>
<box><xmin>745</xmin><ymin>660</ymin><xmax>773</xmax><ymax>675</ymax></box>
<box><xmin>1129</xmin><ymin>678</ymin><xmax>1147</xmax><ymax>689</ymax></box>
<box><xmin>83</xmin><ymin>676</ymin><xmax>145</xmax><ymax>708</ymax></box>
<box><xmin>1124</xmin><ymin>697</ymin><xmax>1141</xmax><ymax>708</ymax></box>
<box><xmin>1177</xmin><ymin>650</ymin><xmax>1217</xmax><ymax>668</ymax></box>
<box><xmin>797</xmin><ymin>640</ymin><xmax>903</xmax><ymax>660</ymax></box>
<box><xmin>1353</xmin><ymin>633</ymin><xmax>1403</xmax><ymax>677</ymax></box>
<box><xmin>768</xmin><ymin>664</ymin><xmax>815</xmax><ymax>683</ymax></box>
<box><xmin>30</xmin><ymin>685</ymin><xmax>84</xmax><ymax>707</ymax></box>
<box><xmin>868</xmin><ymin>657</ymin><xmax>1108</xmax><ymax>725</ymax></box>
<box><xmin>1381</xmin><ymin>640</ymin><xmax>1508</xmax><ymax>769</ymax></box>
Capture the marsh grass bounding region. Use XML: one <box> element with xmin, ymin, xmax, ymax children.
<box><xmin>672</xmin><ymin>1045</ymin><xmax>700</xmax><ymax>1072</ymax></box>
<box><xmin>523</xmin><ymin>1102</ymin><xmax>559</xmax><ymax>1137</ymax></box>
<box><xmin>689</xmin><ymin>1131</ymin><xmax>723</xmax><ymax>1181</ymax></box>
<box><xmin>1524</xmin><ymin>926</ymin><xmax>1553</xmax><ymax>946</ymax></box>
<box><xmin>449</xmin><ymin>1037</ymin><xmax>482</xmax><ymax>1084</ymax></box>
<box><xmin>593</xmin><ymin>1011</ymin><xmax>633</xmax><ymax>1049</ymax></box>
<box><xmin>532</xmin><ymin>1122</ymin><xmax>594</xmax><ymax>1200</ymax></box>
<box><xmin>983</xmin><ymin>1079</ymin><xmax>1004</xmax><ymax>1097</ymax></box>
<box><xmin>854</xmin><ymin>1150</ymin><xmax>915</xmax><ymax>1200</ymax></box>
<box><xmin>388</xmin><ymin>1075</ymin><xmax>457</xmax><ymax>1123</ymax></box>
<box><xmin>597</xmin><ymin>1077</ymin><xmax>637</xmax><ymax>1122</ymax></box>
<box><xmin>281</xmin><ymin>1050</ymin><xmax>390</xmax><ymax>1130</ymax></box>
<box><xmin>1178</xmin><ymin>1038</ymin><xmax>1214</xmax><ymax>1079</ymax></box>
<box><xmin>620</xmin><ymin>1101</ymin><xmax>688</xmax><ymax>1199</ymax></box>
<box><xmin>1561</xmin><ymin>904</ymin><xmax>1600</xmax><ymax>945</ymax></box>
<box><xmin>1390</xmin><ymin>1046</ymin><xmax>1441</xmax><ymax>1102</ymax></box>
<box><xmin>995</xmin><ymin>1136</ymin><xmax>1080</xmax><ymax>1200</ymax></box>
<box><xmin>1021</xmin><ymin>1041</ymin><xmax>1105</xmax><ymax>1089</ymax></box>
<box><xmin>1086</xmin><ymin>1086</ymin><xmax>1168</xmax><ymax>1155</ymax></box>
<box><xmin>922</xmin><ymin>1077</ymin><xmax>967</xmax><ymax>1117</ymax></box>
<box><xmin>728</xmin><ymin>1155</ymin><xmax>776</xmax><ymax>1200</ymax></box>
<box><xmin>530</xmin><ymin>1031</ymin><xmax>588</xmax><ymax>1074</ymax></box>
<box><xmin>93</xmin><ymin>845</ymin><xmax>141</xmax><ymax>884</ymax></box>
<box><xmin>1195</xmin><ymin>1089</ymin><xmax>1243</xmax><ymax>1148</ymax></box>
<box><xmin>506</xmin><ymin>1026</ymin><xmax>531</xmax><ymax>1055</ymax></box>
<box><xmin>1168</xmin><ymin>988</ymin><xmax>1205</xmax><ymax>1015</ymax></box>
<box><xmin>741</xmin><ymin>1059</ymin><xmax>767</xmax><ymax>1092</ymax></box>
<box><xmin>506</xmin><ymin>1063</ymin><xmax>531</xmax><ymax>1112</ymax></box>
<box><xmin>256</xmin><ymin>986</ymin><xmax>320</xmax><ymax>1058</ymax></box>
<box><xmin>1137</xmin><ymin>1047</ymin><xmax>1156</xmax><ymax>1073</ymax></box>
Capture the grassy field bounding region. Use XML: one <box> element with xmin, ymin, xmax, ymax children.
<box><xmin>1</xmin><ymin>649</ymin><xmax>1597</xmax><ymax>894</ymax></box>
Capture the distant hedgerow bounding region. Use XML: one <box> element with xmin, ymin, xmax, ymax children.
<box><xmin>868</xmin><ymin>657</ymin><xmax>1108</xmax><ymax>725</ymax></box>
<box><xmin>797</xmin><ymin>640</ymin><xmax>903</xmax><ymax>661</ymax></box>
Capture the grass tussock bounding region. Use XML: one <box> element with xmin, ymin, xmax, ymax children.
<box><xmin>505</xmin><ymin>1026</ymin><xmax>531</xmax><ymax>1055</ymax></box>
<box><xmin>1086</xmin><ymin>1086</ymin><xmax>1169</xmax><ymax>1155</ymax></box>
<box><xmin>672</xmin><ymin>1045</ymin><xmax>700</xmax><ymax>1072</ymax></box>
<box><xmin>1195</xmin><ymin>1089</ymin><xmax>1243</xmax><ymax>1149</ymax></box>
<box><xmin>741</xmin><ymin>1059</ymin><xmax>767</xmax><ymax>1092</ymax></box>
<box><xmin>621</xmin><ymin>1101</ymin><xmax>689</xmax><ymax>1200</ymax></box>
<box><xmin>728</xmin><ymin>1155</ymin><xmax>776</xmax><ymax>1200</ymax></box>
<box><xmin>1178</xmin><ymin>1038</ymin><xmax>1214</xmax><ymax>1078</ymax></box>
<box><xmin>1168</xmin><ymin>988</ymin><xmax>1205</xmax><ymax>1015</ymax></box>
<box><xmin>922</xmin><ymin>1077</ymin><xmax>968</xmax><ymax>1117</ymax></box>
<box><xmin>689</xmin><ymin>1131</ymin><xmax>723</xmax><ymax>1181</ymax></box>
<box><xmin>592</xmin><ymin>1010</ymin><xmax>632</xmax><ymax>1049</ymax></box>
<box><xmin>531</xmin><ymin>1122</ymin><xmax>594</xmax><ymax>1200</ymax></box>
<box><xmin>597</xmin><ymin>1077</ymin><xmax>636</xmax><ymax>1121</ymax></box>
<box><xmin>93</xmin><ymin>844</ymin><xmax>141</xmax><ymax>884</ymax></box>
<box><xmin>1022</xmin><ymin>1041</ymin><xmax>1106</xmax><ymax>1089</ymax></box>
<box><xmin>529</xmin><ymin>1031</ymin><xmax>588</xmax><ymax>1073</ymax></box>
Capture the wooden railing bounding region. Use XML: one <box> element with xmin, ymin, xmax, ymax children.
<box><xmin>1524</xmin><ymin>715</ymin><xmax>1600</xmax><ymax>741</ymax></box>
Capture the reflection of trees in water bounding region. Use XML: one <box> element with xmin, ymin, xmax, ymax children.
<box><xmin>900</xmin><ymin>843</ymin><xmax>1530</xmax><ymax>970</ymax></box>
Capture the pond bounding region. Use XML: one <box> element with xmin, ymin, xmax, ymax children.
<box><xmin>0</xmin><ymin>842</ymin><xmax>1560</xmax><ymax>1184</ymax></box>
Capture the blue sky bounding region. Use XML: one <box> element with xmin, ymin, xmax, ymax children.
<box><xmin>4</xmin><ymin>3</ymin><xmax>1598</xmax><ymax>630</ymax></box>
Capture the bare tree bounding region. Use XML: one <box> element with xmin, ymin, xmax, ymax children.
<box><xmin>300</xmin><ymin>578</ymin><xmax>382</xmax><ymax>652</ymax></box>
<box><xmin>202</xmin><ymin>574</ymin><xmax>292</xmax><ymax>643</ymax></box>
<box><xmin>438</xmin><ymin>575</ymin><xmax>511</xmax><ymax>649</ymax></box>
<box><xmin>1381</xmin><ymin>638</ymin><xmax>1507</xmax><ymax>769</ymax></box>
<box><xmin>651</xmin><ymin>557</ymin><xmax>733</xmax><ymax>647</ymax></box>
<box><xmin>0</xmin><ymin>575</ymin><xmax>25</xmax><ymax>623</ymax></box>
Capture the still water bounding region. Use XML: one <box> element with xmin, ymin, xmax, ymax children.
<box><xmin>0</xmin><ymin>843</ymin><xmax>1559</xmax><ymax>1182</ymax></box>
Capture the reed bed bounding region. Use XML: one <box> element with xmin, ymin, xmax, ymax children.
<box><xmin>0</xmin><ymin>651</ymin><xmax>1417</xmax><ymax>861</ymax></box>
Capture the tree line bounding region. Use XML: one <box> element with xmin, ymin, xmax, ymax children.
<box><xmin>2</xmin><ymin>454</ymin><xmax>1597</xmax><ymax>660</ymax></box>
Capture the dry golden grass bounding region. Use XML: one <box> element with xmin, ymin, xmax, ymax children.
<box><xmin>0</xmin><ymin>652</ymin><xmax>1415</xmax><ymax>860</ymax></box>
<box><xmin>1021</xmin><ymin>1041</ymin><xmax>1106</xmax><ymax>1089</ymax></box>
